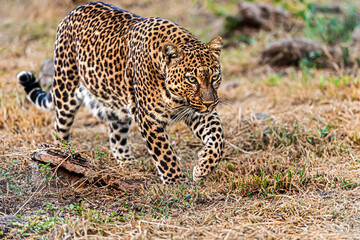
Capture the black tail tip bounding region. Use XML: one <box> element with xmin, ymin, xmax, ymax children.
<box><xmin>17</xmin><ymin>71</ymin><xmax>36</xmax><ymax>86</ymax></box>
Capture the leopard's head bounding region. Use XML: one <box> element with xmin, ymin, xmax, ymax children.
<box><xmin>162</xmin><ymin>36</ymin><xmax>223</xmax><ymax>114</ymax></box>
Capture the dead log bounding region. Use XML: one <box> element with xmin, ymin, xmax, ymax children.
<box><xmin>237</xmin><ymin>1</ymin><xmax>292</xmax><ymax>31</ymax></box>
<box><xmin>260</xmin><ymin>37</ymin><xmax>342</xmax><ymax>68</ymax></box>
<box><xmin>31</xmin><ymin>143</ymin><xmax>143</xmax><ymax>192</ymax></box>
<box><xmin>223</xmin><ymin>1</ymin><xmax>292</xmax><ymax>38</ymax></box>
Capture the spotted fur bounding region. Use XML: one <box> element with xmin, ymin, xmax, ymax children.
<box><xmin>17</xmin><ymin>1</ymin><xmax>225</xmax><ymax>184</ymax></box>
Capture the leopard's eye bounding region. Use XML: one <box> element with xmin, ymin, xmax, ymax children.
<box><xmin>212</xmin><ymin>74</ymin><xmax>221</xmax><ymax>83</ymax></box>
<box><xmin>186</xmin><ymin>76</ymin><xmax>198</xmax><ymax>85</ymax></box>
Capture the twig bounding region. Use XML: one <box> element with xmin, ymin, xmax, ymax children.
<box><xmin>14</xmin><ymin>155</ymin><xmax>70</xmax><ymax>216</ymax></box>
<box><xmin>224</xmin><ymin>229</ymin><xmax>232</xmax><ymax>240</ymax></box>
<box><xmin>226</xmin><ymin>140</ymin><xmax>258</xmax><ymax>154</ymax></box>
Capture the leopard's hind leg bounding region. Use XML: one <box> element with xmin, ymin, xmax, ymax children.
<box><xmin>17</xmin><ymin>60</ymin><xmax>82</xmax><ymax>142</ymax></box>
<box><xmin>107</xmin><ymin>112</ymin><xmax>136</xmax><ymax>164</ymax></box>
<box><xmin>51</xmin><ymin>50</ymin><xmax>83</xmax><ymax>142</ymax></box>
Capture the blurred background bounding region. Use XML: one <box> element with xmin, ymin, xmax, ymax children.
<box><xmin>1</xmin><ymin>0</ymin><xmax>359</xmax><ymax>85</ymax></box>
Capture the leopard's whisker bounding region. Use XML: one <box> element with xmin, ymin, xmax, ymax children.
<box><xmin>175</xmin><ymin>109</ymin><xmax>189</xmax><ymax>124</ymax></box>
<box><xmin>164</xmin><ymin>104</ymin><xmax>187</xmax><ymax>115</ymax></box>
<box><xmin>180</xmin><ymin>108</ymin><xmax>193</xmax><ymax>123</ymax></box>
<box><xmin>184</xmin><ymin>108</ymin><xmax>195</xmax><ymax>123</ymax></box>
<box><xmin>170</xmin><ymin>109</ymin><xmax>187</xmax><ymax>125</ymax></box>
<box><xmin>168</xmin><ymin>109</ymin><xmax>181</xmax><ymax>126</ymax></box>
<box><xmin>183</xmin><ymin>108</ymin><xmax>194</xmax><ymax>122</ymax></box>
<box><xmin>148</xmin><ymin>105</ymin><xmax>188</xmax><ymax>123</ymax></box>
<box><xmin>169</xmin><ymin>107</ymin><xmax>190</xmax><ymax>125</ymax></box>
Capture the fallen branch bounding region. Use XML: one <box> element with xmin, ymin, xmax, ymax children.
<box><xmin>260</xmin><ymin>37</ymin><xmax>342</xmax><ymax>68</ymax></box>
<box><xmin>237</xmin><ymin>1</ymin><xmax>292</xmax><ymax>31</ymax></box>
<box><xmin>31</xmin><ymin>143</ymin><xmax>143</xmax><ymax>192</ymax></box>
<box><xmin>223</xmin><ymin>0</ymin><xmax>292</xmax><ymax>38</ymax></box>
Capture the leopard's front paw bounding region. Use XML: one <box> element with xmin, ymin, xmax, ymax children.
<box><xmin>193</xmin><ymin>149</ymin><xmax>219</xmax><ymax>182</ymax></box>
<box><xmin>193</xmin><ymin>165</ymin><xmax>210</xmax><ymax>182</ymax></box>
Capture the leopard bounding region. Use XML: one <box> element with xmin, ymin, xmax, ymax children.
<box><xmin>17</xmin><ymin>1</ymin><xmax>225</xmax><ymax>184</ymax></box>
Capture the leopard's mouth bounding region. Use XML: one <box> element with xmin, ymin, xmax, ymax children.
<box><xmin>174</xmin><ymin>98</ymin><xmax>216</xmax><ymax>116</ymax></box>
<box><xmin>188</xmin><ymin>99</ymin><xmax>217</xmax><ymax>114</ymax></box>
<box><xmin>189</xmin><ymin>103</ymin><xmax>212</xmax><ymax>114</ymax></box>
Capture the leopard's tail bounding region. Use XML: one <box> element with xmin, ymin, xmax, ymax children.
<box><xmin>17</xmin><ymin>71</ymin><xmax>54</xmax><ymax>111</ymax></box>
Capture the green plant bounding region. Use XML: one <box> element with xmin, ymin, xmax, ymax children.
<box><xmin>63</xmin><ymin>201</ymin><xmax>83</xmax><ymax>216</ymax></box>
<box><xmin>299</xmin><ymin>4</ymin><xmax>359</xmax><ymax>45</ymax></box>
<box><xmin>267</xmin><ymin>74</ymin><xmax>281</xmax><ymax>86</ymax></box>
<box><xmin>39</xmin><ymin>163</ymin><xmax>53</xmax><ymax>181</ymax></box>
<box><xmin>53</xmin><ymin>133</ymin><xmax>75</xmax><ymax>153</ymax></box>
<box><xmin>1</xmin><ymin>161</ymin><xmax>28</xmax><ymax>196</ymax></box>
<box><xmin>94</xmin><ymin>148</ymin><xmax>106</xmax><ymax>160</ymax></box>
<box><xmin>300</xmin><ymin>50</ymin><xmax>324</xmax><ymax>68</ymax></box>
<box><xmin>295</xmin><ymin>161</ymin><xmax>307</xmax><ymax>186</ymax></box>
<box><xmin>299</xmin><ymin>60</ymin><xmax>314</xmax><ymax>80</ymax></box>
<box><xmin>274</xmin><ymin>171</ymin><xmax>284</xmax><ymax>190</ymax></box>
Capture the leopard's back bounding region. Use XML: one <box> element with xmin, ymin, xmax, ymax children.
<box><xmin>55</xmin><ymin>2</ymin><xmax>144</xmax><ymax>105</ymax></box>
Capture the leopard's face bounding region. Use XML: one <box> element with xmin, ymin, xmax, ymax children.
<box><xmin>162</xmin><ymin>37</ymin><xmax>223</xmax><ymax>114</ymax></box>
<box><xmin>166</xmin><ymin>61</ymin><xmax>221</xmax><ymax>113</ymax></box>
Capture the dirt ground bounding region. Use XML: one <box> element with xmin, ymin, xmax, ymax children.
<box><xmin>1</xmin><ymin>0</ymin><xmax>360</xmax><ymax>239</ymax></box>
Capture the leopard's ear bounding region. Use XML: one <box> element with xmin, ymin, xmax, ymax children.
<box><xmin>161</xmin><ymin>42</ymin><xmax>183</xmax><ymax>66</ymax></box>
<box><xmin>208</xmin><ymin>36</ymin><xmax>223</xmax><ymax>58</ymax></box>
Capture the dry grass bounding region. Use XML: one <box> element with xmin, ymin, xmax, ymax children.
<box><xmin>1</xmin><ymin>0</ymin><xmax>360</xmax><ymax>239</ymax></box>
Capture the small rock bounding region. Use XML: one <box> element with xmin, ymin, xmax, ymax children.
<box><xmin>255</xmin><ymin>112</ymin><xmax>269</xmax><ymax>121</ymax></box>
<box><xmin>39</xmin><ymin>58</ymin><xmax>54</xmax><ymax>89</ymax></box>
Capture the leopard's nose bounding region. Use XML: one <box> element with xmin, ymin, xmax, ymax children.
<box><xmin>203</xmin><ymin>101</ymin><xmax>212</xmax><ymax>108</ymax></box>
